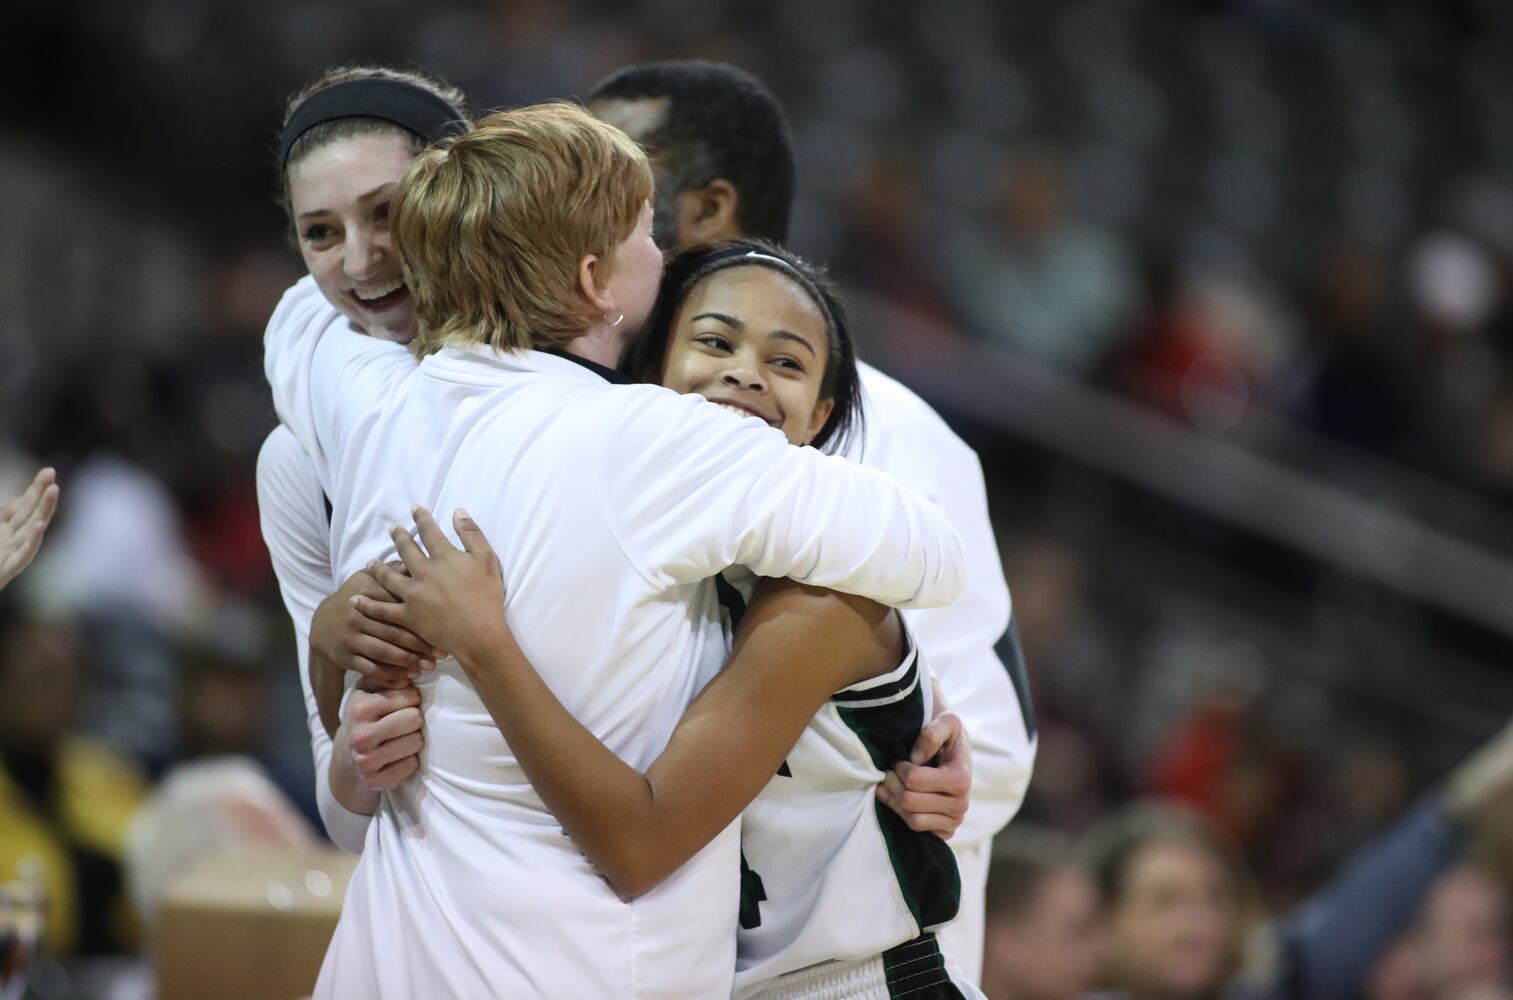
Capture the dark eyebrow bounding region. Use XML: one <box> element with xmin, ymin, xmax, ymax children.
<box><xmin>769</xmin><ymin>330</ymin><xmax>817</xmax><ymax>357</ymax></box>
<box><xmin>296</xmin><ymin>182</ymin><xmax>396</xmax><ymax>222</ymax></box>
<box><xmin>690</xmin><ymin>311</ymin><xmax>744</xmax><ymax>330</ymax></box>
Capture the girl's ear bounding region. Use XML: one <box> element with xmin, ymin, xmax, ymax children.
<box><xmin>803</xmin><ymin>397</ymin><xmax>836</xmax><ymax>446</ymax></box>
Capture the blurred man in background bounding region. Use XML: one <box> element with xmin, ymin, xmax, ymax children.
<box><xmin>586</xmin><ymin>59</ymin><xmax>1037</xmax><ymax>983</ymax></box>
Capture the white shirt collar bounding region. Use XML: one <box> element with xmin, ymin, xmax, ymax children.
<box><xmin>420</xmin><ymin>343</ymin><xmax>616</xmax><ymax>385</ymax></box>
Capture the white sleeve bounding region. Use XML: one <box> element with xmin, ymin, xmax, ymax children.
<box><xmin>256</xmin><ymin>426</ymin><xmax>373</xmax><ymax>853</ymax></box>
<box><xmin>595</xmin><ymin>385</ymin><xmax>966</xmax><ymax>609</ymax></box>
<box><xmin>853</xmin><ymin>366</ymin><xmax>1035</xmax><ymax>845</ymax></box>
<box><xmin>262</xmin><ymin>276</ymin><xmax>414</xmax><ymax>485</ymax></box>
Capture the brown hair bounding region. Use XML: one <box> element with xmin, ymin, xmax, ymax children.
<box><xmin>392</xmin><ymin>102</ymin><xmax>654</xmax><ymax>354</ymax></box>
<box><xmin>984</xmin><ymin>825</ymin><xmax>1078</xmax><ymax>926</ymax></box>
<box><xmin>1082</xmin><ymin>802</ymin><xmax>1257</xmax><ymax>992</ymax></box>
<box><xmin>276</xmin><ymin>64</ymin><xmax>469</xmax><ymax>230</ymax></box>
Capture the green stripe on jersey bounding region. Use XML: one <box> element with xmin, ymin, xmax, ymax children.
<box><xmin>882</xmin><ymin>935</ymin><xmax>966</xmax><ymax>999</ymax></box>
<box><xmin>837</xmin><ymin>686</ymin><xmax>961</xmax><ymax>931</ymax></box>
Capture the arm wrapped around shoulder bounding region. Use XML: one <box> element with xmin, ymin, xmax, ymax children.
<box><xmin>597</xmin><ymin>386</ymin><xmax>967</xmax><ymax>609</ymax></box>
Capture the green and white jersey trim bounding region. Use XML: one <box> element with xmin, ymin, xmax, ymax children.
<box><xmin>734</xmin><ymin>627</ymin><xmax>963</xmax><ymax>999</ymax></box>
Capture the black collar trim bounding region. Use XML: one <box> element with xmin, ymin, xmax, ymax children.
<box><xmin>547</xmin><ymin>348</ymin><xmax>632</xmax><ymax>385</ymax></box>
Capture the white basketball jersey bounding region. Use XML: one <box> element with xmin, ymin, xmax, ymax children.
<box><xmin>732</xmin><ymin>629</ymin><xmax>963</xmax><ymax>999</ymax></box>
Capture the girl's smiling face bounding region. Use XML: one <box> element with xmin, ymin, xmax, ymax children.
<box><xmin>659</xmin><ymin>265</ymin><xmax>834</xmax><ymax>446</ymax></box>
<box><xmin>287</xmin><ymin>131</ymin><xmax>419</xmax><ymax>343</ymax></box>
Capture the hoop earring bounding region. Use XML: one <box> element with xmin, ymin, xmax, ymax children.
<box><xmin>606</xmin><ymin>311</ymin><xmax>625</xmax><ymax>327</ymax></box>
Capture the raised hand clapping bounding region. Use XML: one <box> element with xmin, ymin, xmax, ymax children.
<box><xmin>0</xmin><ymin>468</ymin><xmax>59</xmax><ymax>590</ymax></box>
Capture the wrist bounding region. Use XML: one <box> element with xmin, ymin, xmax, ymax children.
<box><xmin>451</xmin><ymin>612</ymin><xmax>515</xmax><ymax>677</ymax></box>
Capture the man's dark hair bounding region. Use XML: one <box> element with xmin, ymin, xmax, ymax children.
<box><xmin>588</xmin><ymin>61</ymin><xmax>795</xmax><ymax>244</ymax></box>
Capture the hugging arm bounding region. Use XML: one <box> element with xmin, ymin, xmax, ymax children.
<box><xmin>600</xmin><ymin>390</ymin><xmax>966</xmax><ymax>611</ymax></box>
<box><xmin>360</xmin><ymin>508</ymin><xmax>970</xmax><ymax>898</ymax></box>
<box><xmin>258</xmin><ymin>429</ymin><xmax>427</xmax><ymax>847</ymax></box>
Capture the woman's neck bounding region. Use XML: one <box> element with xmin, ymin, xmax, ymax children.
<box><xmin>564</xmin><ymin>323</ymin><xmax>624</xmax><ymax>369</ymax></box>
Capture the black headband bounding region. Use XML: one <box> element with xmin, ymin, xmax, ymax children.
<box><xmin>279</xmin><ymin>78</ymin><xmax>466</xmax><ymax>171</ymax></box>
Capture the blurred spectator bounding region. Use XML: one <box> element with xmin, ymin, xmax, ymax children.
<box><xmin>1116</xmin><ymin>262</ymin><xmax>1291</xmax><ymax>435</ymax></box>
<box><xmin>124</xmin><ymin>757</ymin><xmax>315</xmax><ymax>927</ymax></box>
<box><xmin>1366</xmin><ymin>865</ymin><xmax>1512</xmax><ymax>1000</ymax></box>
<box><xmin>999</xmin><ymin>534</ymin><xmax>1123</xmax><ymax>834</ymax></box>
<box><xmin>1065</xmin><ymin>718</ymin><xmax>1513</xmax><ymax>1000</ymax></box>
<box><xmin>1023</xmin><ymin>723</ymin><xmax>1121</xmax><ymax>838</ymax></box>
<box><xmin>1287</xmin><ymin>240</ymin><xmax>1426</xmax><ymax>462</ymax></box>
<box><xmin>981</xmin><ymin>828</ymin><xmax>1105</xmax><ymax>1000</ymax></box>
<box><xmin>165</xmin><ymin>612</ymin><xmax>315</xmax><ymax>824</ymax></box>
<box><xmin>169</xmin><ymin>247</ymin><xmax>291</xmax><ymax>596</ymax></box>
<box><xmin>1116</xmin><ymin>257</ymin><xmax>1231</xmax><ymax>421</ymax></box>
<box><xmin>1149</xmin><ymin>683</ymin><xmax>1299</xmax><ymax>863</ymax></box>
<box><xmin>177</xmin><ymin>642</ymin><xmax>269</xmax><ymax>760</ymax></box>
<box><xmin>24</xmin><ymin>453</ymin><xmax>208</xmax><ymax>633</ymax></box>
<box><xmin>0</xmin><ymin>608</ymin><xmax>146</xmax><ymax>955</ymax></box>
<box><xmin>1086</xmin><ymin>803</ymin><xmax>1249</xmax><ymax>1000</ymax></box>
<box><xmin>949</xmin><ymin>142</ymin><xmax>1136</xmax><ymax>375</ymax></box>
<box><xmin>832</xmin><ymin>149</ymin><xmax>958</xmax><ymax>327</ymax></box>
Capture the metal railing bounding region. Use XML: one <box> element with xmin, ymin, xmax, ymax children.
<box><xmin>855</xmin><ymin>294</ymin><xmax>1513</xmax><ymax>642</ymax></box>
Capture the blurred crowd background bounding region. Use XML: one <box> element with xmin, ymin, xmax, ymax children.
<box><xmin>4</xmin><ymin>0</ymin><xmax>1513</xmax><ymax>997</ymax></box>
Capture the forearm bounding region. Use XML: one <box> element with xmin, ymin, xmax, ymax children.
<box><xmin>733</xmin><ymin>458</ymin><xmax>966</xmax><ymax>609</ymax></box>
<box><xmin>370</xmin><ymin>509</ymin><xmax>845</xmax><ymax>896</ymax></box>
<box><xmin>604</xmin><ymin>392</ymin><xmax>966</xmax><ymax>609</ymax></box>
<box><xmin>289</xmin><ymin>615</ymin><xmax>369</xmax><ymax>846</ymax></box>
<box><xmin>311</xmin><ymin>648</ymin><xmax>345</xmax><ymax>738</ymax></box>
<box><xmin>1271</xmin><ymin>794</ymin><xmax>1461</xmax><ymax>1000</ymax></box>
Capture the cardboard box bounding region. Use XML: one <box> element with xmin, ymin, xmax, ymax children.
<box><xmin>155</xmin><ymin>847</ymin><xmax>356</xmax><ymax>1000</ymax></box>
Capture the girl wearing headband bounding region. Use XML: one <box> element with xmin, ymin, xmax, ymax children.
<box><xmin>277</xmin><ymin>65</ymin><xmax>467</xmax><ymax>345</ymax></box>
<box><xmin>259</xmin><ymin>65</ymin><xmax>468</xmax><ymax>853</ymax></box>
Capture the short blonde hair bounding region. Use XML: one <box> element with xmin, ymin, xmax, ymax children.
<box><xmin>393</xmin><ymin>102</ymin><xmax>654</xmax><ymax>354</ymax></box>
